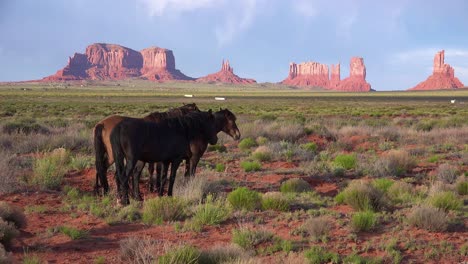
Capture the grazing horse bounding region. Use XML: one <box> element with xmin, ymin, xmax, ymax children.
<box><xmin>110</xmin><ymin>111</ymin><xmax>218</xmax><ymax>205</ymax></box>
<box><xmin>93</xmin><ymin>103</ymin><xmax>199</xmax><ymax>196</ymax></box>
<box><xmin>150</xmin><ymin>108</ymin><xmax>241</xmax><ymax>194</ymax></box>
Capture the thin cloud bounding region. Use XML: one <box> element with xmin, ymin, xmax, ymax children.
<box><xmin>292</xmin><ymin>0</ymin><xmax>317</xmax><ymax>19</ymax></box>
<box><xmin>139</xmin><ymin>0</ymin><xmax>219</xmax><ymax>16</ymax></box>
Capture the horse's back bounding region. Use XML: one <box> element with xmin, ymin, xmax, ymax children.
<box><xmin>95</xmin><ymin>115</ymin><xmax>129</xmax><ymax>165</ymax></box>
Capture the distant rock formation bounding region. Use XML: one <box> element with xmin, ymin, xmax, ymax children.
<box><xmin>43</xmin><ymin>43</ymin><xmax>192</xmax><ymax>82</ymax></box>
<box><xmin>196</xmin><ymin>59</ymin><xmax>256</xmax><ymax>84</ymax></box>
<box><xmin>409</xmin><ymin>50</ymin><xmax>464</xmax><ymax>90</ymax></box>
<box><xmin>281</xmin><ymin>57</ymin><xmax>371</xmax><ymax>91</ymax></box>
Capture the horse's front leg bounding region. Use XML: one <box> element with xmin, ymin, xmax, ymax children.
<box><xmin>168</xmin><ymin>159</ymin><xmax>182</xmax><ymax>196</ymax></box>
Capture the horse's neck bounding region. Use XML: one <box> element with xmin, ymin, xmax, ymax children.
<box><xmin>214</xmin><ymin>113</ymin><xmax>225</xmax><ymax>133</ymax></box>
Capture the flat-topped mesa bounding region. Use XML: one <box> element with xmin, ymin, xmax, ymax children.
<box><xmin>196</xmin><ymin>59</ymin><xmax>256</xmax><ymax>84</ymax></box>
<box><xmin>409</xmin><ymin>50</ymin><xmax>464</xmax><ymax>90</ymax></box>
<box><xmin>336</xmin><ymin>57</ymin><xmax>371</xmax><ymax>92</ymax></box>
<box><xmin>282</xmin><ymin>61</ymin><xmax>330</xmax><ymax>88</ymax></box>
<box><xmin>42</xmin><ymin>43</ymin><xmax>193</xmax><ymax>82</ymax></box>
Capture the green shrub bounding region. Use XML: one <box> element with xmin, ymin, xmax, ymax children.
<box><xmin>2</xmin><ymin>121</ymin><xmax>49</xmax><ymax>135</ymax></box>
<box><xmin>304</xmin><ymin>246</ymin><xmax>339</xmax><ymax>264</ymax></box>
<box><xmin>256</xmin><ymin>136</ymin><xmax>268</xmax><ymax>145</ymax></box>
<box><xmin>32</xmin><ymin>148</ymin><xmax>70</xmax><ymax>190</ymax></box>
<box><xmin>407</xmin><ymin>205</ymin><xmax>448</xmax><ymax>232</ymax></box>
<box><xmin>261</xmin><ymin>192</ymin><xmax>290</xmax><ymax>211</ymax></box>
<box><xmin>232</xmin><ymin>228</ymin><xmax>273</xmax><ymax>250</ymax></box>
<box><xmin>238</xmin><ymin>138</ymin><xmax>257</xmax><ymax>151</ymax></box>
<box><xmin>191</xmin><ymin>195</ymin><xmax>231</xmax><ymax>226</ymax></box>
<box><xmin>199</xmin><ymin>245</ymin><xmax>248</xmax><ymax>264</ymax></box>
<box><xmin>240</xmin><ymin>161</ymin><xmax>261</xmax><ymax>172</ymax></box>
<box><xmin>142</xmin><ymin>197</ymin><xmax>187</xmax><ymax>225</ymax></box>
<box><xmin>158</xmin><ymin>245</ymin><xmax>200</xmax><ymax>264</ymax></box>
<box><xmin>215</xmin><ymin>163</ymin><xmax>225</xmax><ymax>172</ymax></box>
<box><xmin>337</xmin><ymin>181</ymin><xmax>386</xmax><ymax>211</ymax></box>
<box><xmin>280</xmin><ymin>178</ymin><xmax>311</xmax><ymax>193</ymax></box>
<box><xmin>456</xmin><ymin>181</ymin><xmax>468</xmax><ymax>195</ymax></box>
<box><xmin>428</xmin><ymin>191</ymin><xmax>462</xmax><ymax>211</ymax></box>
<box><xmin>342</xmin><ymin>253</ymin><xmax>382</xmax><ymax>264</ymax></box>
<box><xmin>387</xmin><ymin>181</ymin><xmax>414</xmax><ymax>204</ymax></box>
<box><xmin>300</xmin><ymin>217</ymin><xmax>330</xmax><ymax>239</ymax></box>
<box><xmin>0</xmin><ymin>218</ymin><xmax>19</xmax><ymax>247</ymax></box>
<box><xmin>351</xmin><ymin>211</ymin><xmax>377</xmax><ymax>232</ymax></box>
<box><xmin>372</xmin><ymin>178</ymin><xmax>394</xmax><ymax>193</ymax></box>
<box><xmin>69</xmin><ymin>155</ymin><xmax>93</xmax><ymax>171</ymax></box>
<box><xmin>227</xmin><ymin>187</ymin><xmax>262</xmax><ymax>211</ymax></box>
<box><xmin>252</xmin><ymin>146</ymin><xmax>272</xmax><ymax>162</ymax></box>
<box><xmin>334</xmin><ymin>192</ymin><xmax>345</xmax><ymax>204</ymax></box>
<box><xmin>0</xmin><ymin>202</ymin><xmax>27</xmax><ymax>228</ymax></box>
<box><xmin>333</xmin><ymin>154</ymin><xmax>357</xmax><ymax>170</ymax></box>
<box><xmin>301</xmin><ymin>142</ymin><xmax>318</xmax><ymax>153</ymax></box>
<box><xmin>374</xmin><ymin>150</ymin><xmax>414</xmax><ymax>177</ymax></box>
<box><xmin>436</xmin><ymin>163</ymin><xmax>459</xmax><ymax>184</ymax></box>
<box><xmin>208</xmin><ymin>144</ymin><xmax>227</xmax><ymax>153</ymax></box>
<box><xmin>59</xmin><ymin>226</ymin><xmax>88</xmax><ymax>240</ymax></box>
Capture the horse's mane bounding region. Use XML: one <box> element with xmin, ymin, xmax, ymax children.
<box><xmin>163</xmin><ymin>111</ymin><xmax>213</xmax><ymax>139</ymax></box>
<box><xmin>144</xmin><ymin>104</ymin><xmax>199</xmax><ymax>122</ymax></box>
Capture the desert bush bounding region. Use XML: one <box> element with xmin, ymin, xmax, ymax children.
<box><xmin>116</xmin><ymin>202</ymin><xmax>141</xmax><ymax>223</ymax></box>
<box><xmin>436</xmin><ymin>163</ymin><xmax>459</xmax><ymax>184</ymax></box>
<box><xmin>174</xmin><ymin>175</ymin><xmax>226</xmax><ymax>203</ymax></box>
<box><xmin>255</xmin><ymin>136</ymin><xmax>268</xmax><ymax>145</ymax></box>
<box><xmin>300</xmin><ymin>142</ymin><xmax>318</xmax><ymax>153</ymax></box>
<box><xmin>333</xmin><ymin>154</ymin><xmax>357</xmax><ymax>170</ymax></box>
<box><xmin>227</xmin><ymin>187</ymin><xmax>261</xmax><ymax>211</ymax></box>
<box><xmin>387</xmin><ymin>181</ymin><xmax>414</xmax><ymax>204</ymax></box>
<box><xmin>207</xmin><ymin>144</ymin><xmax>227</xmax><ymax>153</ymax></box>
<box><xmin>0</xmin><ymin>202</ymin><xmax>26</xmax><ymax>229</ymax></box>
<box><xmin>0</xmin><ymin>244</ymin><xmax>12</xmax><ymax>263</ymax></box>
<box><xmin>336</xmin><ymin>181</ymin><xmax>386</xmax><ymax>211</ymax></box>
<box><xmin>69</xmin><ymin>155</ymin><xmax>93</xmax><ymax>171</ymax></box>
<box><xmin>158</xmin><ymin>244</ymin><xmax>200</xmax><ymax>264</ymax></box>
<box><xmin>300</xmin><ymin>217</ymin><xmax>330</xmax><ymax>239</ymax></box>
<box><xmin>251</xmin><ymin>146</ymin><xmax>272</xmax><ymax>162</ymax></box>
<box><xmin>191</xmin><ymin>195</ymin><xmax>231</xmax><ymax>227</ymax></box>
<box><xmin>303</xmin><ymin>246</ymin><xmax>339</xmax><ymax>264</ymax></box>
<box><xmin>428</xmin><ymin>191</ymin><xmax>462</xmax><ymax>211</ymax></box>
<box><xmin>407</xmin><ymin>205</ymin><xmax>448</xmax><ymax>232</ymax></box>
<box><xmin>373</xmin><ymin>150</ymin><xmax>414</xmax><ymax>177</ymax></box>
<box><xmin>0</xmin><ymin>218</ymin><xmax>19</xmax><ymax>247</ymax></box>
<box><xmin>120</xmin><ymin>237</ymin><xmax>158</xmax><ymax>264</ymax></box>
<box><xmin>240</xmin><ymin>161</ymin><xmax>261</xmax><ymax>172</ymax></box>
<box><xmin>32</xmin><ymin>148</ymin><xmax>70</xmax><ymax>190</ymax></box>
<box><xmin>142</xmin><ymin>197</ymin><xmax>187</xmax><ymax>225</ymax></box>
<box><xmin>456</xmin><ymin>181</ymin><xmax>468</xmax><ymax>195</ymax></box>
<box><xmin>261</xmin><ymin>192</ymin><xmax>290</xmax><ymax>211</ymax></box>
<box><xmin>59</xmin><ymin>226</ymin><xmax>88</xmax><ymax>240</ymax></box>
<box><xmin>372</xmin><ymin>178</ymin><xmax>394</xmax><ymax>193</ymax></box>
<box><xmin>280</xmin><ymin>178</ymin><xmax>311</xmax><ymax>193</ymax></box>
<box><xmin>351</xmin><ymin>211</ymin><xmax>377</xmax><ymax>232</ymax></box>
<box><xmin>2</xmin><ymin>120</ymin><xmax>49</xmax><ymax>135</ymax></box>
<box><xmin>199</xmin><ymin>244</ymin><xmax>249</xmax><ymax>264</ymax></box>
<box><xmin>215</xmin><ymin>163</ymin><xmax>225</xmax><ymax>172</ymax></box>
<box><xmin>232</xmin><ymin>228</ymin><xmax>274</xmax><ymax>250</ymax></box>
<box><xmin>238</xmin><ymin>138</ymin><xmax>257</xmax><ymax>151</ymax></box>
<box><xmin>0</xmin><ymin>151</ymin><xmax>20</xmax><ymax>194</ymax></box>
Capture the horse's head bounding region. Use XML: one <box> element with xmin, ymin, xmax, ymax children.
<box><xmin>215</xmin><ymin>108</ymin><xmax>241</xmax><ymax>140</ymax></box>
<box><xmin>203</xmin><ymin>109</ymin><xmax>218</xmax><ymax>145</ymax></box>
<box><xmin>179</xmin><ymin>103</ymin><xmax>200</xmax><ymax>114</ymax></box>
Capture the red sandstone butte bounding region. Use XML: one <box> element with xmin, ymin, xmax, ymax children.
<box><xmin>281</xmin><ymin>57</ymin><xmax>371</xmax><ymax>92</ymax></box>
<box><xmin>42</xmin><ymin>43</ymin><xmax>192</xmax><ymax>82</ymax></box>
<box><xmin>196</xmin><ymin>60</ymin><xmax>256</xmax><ymax>84</ymax></box>
<box><xmin>409</xmin><ymin>50</ymin><xmax>464</xmax><ymax>90</ymax></box>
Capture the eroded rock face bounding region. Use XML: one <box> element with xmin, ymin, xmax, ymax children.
<box><xmin>281</xmin><ymin>57</ymin><xmax>371</xmax><ymax>91</ymax></box>
<box><xmin>409</xmin><ymin>50</ymin><xmax>464</xmax><ymax>90</ymax></box>
<box><xmin>43</xmin><ymin>43</ymin><xmax>192</xmax><ymax>81</ymax></box>
<box><xmin>196</xmin><ymin>59</ymin><xmax>256</xmax><ymax>84</ymax></box>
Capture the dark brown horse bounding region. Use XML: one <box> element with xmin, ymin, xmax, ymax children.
<box><xmin>93</xmin><ymin>103</ymin><xmax>199</xmax><ymax>196</ymax></box>
<box><xmin>150</xmin><ymin>108</ymin><xmax>241</xmax><ymax>195</ymax></box>
<box><xmin>110</xmin><ymin>111</ymin><xmax>218</xmax><ymax>205</ymax></box>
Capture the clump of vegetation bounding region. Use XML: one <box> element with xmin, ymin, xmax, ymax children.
<box><xmin>252</xmin><ymin>146</ymin><xmax>272</xmax><ymax>162</ymax></box>
<box><xmin>374</xmin><ymin>150</ymin><xmax>414</xmax><ymax>177</ymax></box>
<box><xmin>304</xmin><ymin>246</ymin><xmax>339</xmax><ymax>264</ymax></box>
<box><xmin>232</xmin><ymin>228</ymin><xmax>274</xmax><ymax>250</ymax></box>
<box><xmin>428</xmin><ymin>191</ymin><xmax>462</xmax><ymax>211</ymax></box>
<box><xmin>436</xmin><ymin>163</ymin><xmax>459</xmax><ymax>184</ymax></box>
<box><xmin>199</xmin><ymin>244</ymin><xmax>249</xmax><ymax>264</ymax></box>
<box><xmin>158</xmin><ymin>244</ymin><xmax>201</xmax><ymax>264</ymax></box>
<box><xmin>238</xmin><ymin>138</ymin><xmax>257</xmax><ymax>151</ymax></box>
<box><xmin>142</xmin><ymin>197</ymin><xmax>187</xmax><ymax>225</ymax></box>
<box><xmin>190</xmin><ymin>195</ymin><xmax>231</xmax><ymax>228</ymax></box>
<box><xmin>208</xmin><ymin>144</ymin><xmax>227</xmax><ymax>153</ymax></box>
<box><xmin>300</xmin><ymin>217</ymin><xmax>330</xmax><ymax>240</ymax></box>
<box><xmin>215</xmin><ymin>163</ymin><xmax>225</xmax><ymax>172</ymax></box>
<box><xmin>301</xmin><ymin>142</ymin><xmax>318</xmax><ymax>153</ymax></box>
<box><xmin>456</xmin><ymin>180</ymin><xmax>468</xmax><ymax>195</ymax></box>
<box><xmin>227</xmin><ymin>187</ymin><xmax>262</xmax><ymax>211</ymax></box>
<box><xmin>387</xmin><ymin>181</ymin><xmax>414</xmax><ymax>204</ymax></box>
<box><xmin>0</xmin><ymin>244</ymin><xmax>12</xmax><ymax>263</ymax></box>
<box><xmin>0</xmin><ymin>218</ymin><xmax>19</xmax><ymax>247</ymax></box>
<box><xmin>69</xmin><ymin>154</ymin><xmax>93</xmax><ymax>171</ymax></box>
<box><xmin>32</xmin><ymin>148</ymin><xmax>70</xmax><ymax>190</ymax></box>
<box><xmin>280</xmin><ymin>178</ymin><xmax>311</xmax><ymax>193</ymax></box>
<box><xmin>59</xmin><ymin>226</ymin><xmax>89</xmax><ymax>240</ymax></box>
<box><xmin>335</xmin><ymin>181</ymin><xmax>386</xmax><ymax>211</ymax></box>
<box><xmin>372</xmin><ymin>178</ymin><xmax>394</xmax><ymax>193</ymax></box>
<box><xmin>119</xmin><ymin>237</ymin><xmax>157</xmax><ymax>263</ymax></box>
<box><xmin>0</xmin><ymin>151</ymin><xmax>19</xmax><ymax>194</ymax></box>
<box><xmin>256</xmin><ymin>136</ymin><xmax>268</xmax><ymax>145</ymax></box>
<box><xmin>2</xmin><ymin>120</ymin><xmax>49</xmax><ymax>135</ymax></box>
<box><xmin>333</xmin><ymin>154</ymin><xmax>357</xmax><ymax>170</ymax></box>
<box><xmin>261</xmin><ymin>192</ymin><xmax>290</xmax><ymax>211</ymax></box>
<box><xmin>0</xmin><ymin>202</ymin><xmax>27</xmax><ymax>229</ymax></box>
<box><xmin>240</xmin><ymin>161</ymin><xmax>261</xmax><ymax>172</ymax></box>
<box><xmin>407</xmin><ymin>205</ymin><xmax>448</xmax><ymax>232</ymax></box>
<box><xmin>351</xmin><ymin>211</ymin><xmax>377</xmax><ymax>232</ymax></box>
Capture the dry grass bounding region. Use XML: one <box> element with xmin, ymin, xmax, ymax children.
<box><xmin>373</xmin><ymin>150</ymin><xmax>415</xmax><ymax>177</ymax></box>
<box><xmin>436</xmin><ymin>163</ymin><xmax>459</xmax><ymax>184</ymax></box>
<box><xmin>300</xmin><ymin>216</ymin><xmax>330</xmax><ymax>239</ymax></box>
<box><xmin>407</xmin><ymin>205</ymin><xmax>448</xmax><ymax>232</ymax></box>
<box><xmin>0</xmin><ymin>151</ymin><xmax>19</xmax><ymax>194</ymax></box>
<box><xmin>119</xmin><ymin>237</ymin><xmax>160</xmax><ymax>264</ymax></box>
<box><xmin>0</xmin><ymin>202</ymin><xmax>27</xmax><ymax>229</ymax></box>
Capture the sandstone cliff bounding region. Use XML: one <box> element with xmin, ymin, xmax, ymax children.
<box><xmin>409</xmin><ymin>50</ymin><xmax>464</xmax><ymax>90</ymax></box>
<box><xmin>196</xmin><ymin>59</ymin><xmax>256</xmax><ymax>84</ymax></box>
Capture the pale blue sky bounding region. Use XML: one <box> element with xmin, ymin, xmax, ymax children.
<box><xmin>1</xmin><ymin>0</ymin><xmax>468</xmax><ymax>90</ymax></box>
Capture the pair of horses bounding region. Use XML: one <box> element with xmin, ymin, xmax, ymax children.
<box><xmin>93</xmin><ymin>104</ymin><xmax>240</xmax><ymax>205</ymax></box>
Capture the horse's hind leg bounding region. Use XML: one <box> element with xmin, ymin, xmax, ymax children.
<box><xmin>190</xmin><ymin>155</ymin><xmax>201</xmax><ymax>177</ymax></box>
<box><xmin>158</xmin><ymin>162</ymin><xmax>169</xmax><ymax>196</ymax></box>
<box><xmin>168</xmin><ymin>159</ymin><xmax>182</xmax><ymax>196</ymax></box>
<box><xmin>131</xmin><ymin>161</ymin><xmax>145</xmax><ymax>201</ymax></box>
<box><xmin>148</xmin><ymin>162</ymin><xmax>158</xmax><ymax>193</ymax></box>
<box><xmin>120</xmin><ymin>158</ymin><xmax>137</xmax><ymax>206</ymax></box>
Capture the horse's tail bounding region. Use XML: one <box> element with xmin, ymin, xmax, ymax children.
<box><xmin>110</xmin><ymin>124</ymin><xmax>125</xmax><ymax>192</ymax></box>
<box><xmin>94</xmin><ymin>123</ymin><xmax>108</xmax><ymax>195</ymax></box>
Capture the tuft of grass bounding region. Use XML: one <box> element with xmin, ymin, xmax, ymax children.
<box><xmin>373</xmin><ymin>150</ymin><xmax>414</xmax><ymax>177</ymax></box>
<box><xmin>142</xmin><ymin>197</ymin><xmax>187</xmax><ymax>225</ymax></box>
<box><xmin>119</xmin><ymin>237</ymin><xmax>157</xmax><ymax>263</ymax></box>
<box><xmin>456</xmin><ymin>181</ymin><xmax>468</xmax><ymax>195</ymax></box>
<box><xmin>261</xmin><ymin>192</ymin><xmax>290</xmax><ymax>211</ymax></box>
<box><xmin>158</xmin><ymin>244</ymin><xmax>200</xmax><ymax>264</ymax></box>
<box><xmin>232</xmin><ymin>228</ymin><xmax>274</xmax><ymax>250</ymax></box>
<box><xmin>436</xmin><ymin>163</ymin><xmax>459</xmax><ymax>184</ymax></box>
<box><xmin>240</xmin><ymin>161</ymin><xmax>261</xmax><ymax>172</ymax></box>
<box><xmin>301</xmin><ymin>142</ymin><xmax>318</xmax><ymax>153</ymax></box>
<box><xmin>0</xmin><ymin>218</ymin><xmax>19</xmax><ymax>247</ymax></box>
<box><xmin>0</xmin><ymin>201</ymin><xmax>27</xmax><ymax>228</ymax></box>
<box><xmin>0</xmin><ymin>151</ymin><xmax>20</xmax><ymax>195</ymax></box>
<box><xmin>252</xmin><ymin>146</ymin><xmax>272</xmax><ymax>162</ymax></box>
<box><xmin>336</xmin><ymin>181</ymin><xmax>386</xmax><ymax>211</ymax></box>
<box><xmin>387</xmin><ymin>181</ymin><xmax>415</xmax><ymax>204</ymax></box>
<box><xmin>351</xmin><ymin>211</ymin><xmax>377</xmax><ymax>232</ymax></box>
<box><xmin>304</xmin><ymin>246</ymin><xmax>339</xmax><ymax>264</ymax></box>
<box><xmin>372</xmin><ymin>178</ymin><xmax>394</xmax><ymax>193</ymax></box>
<box><xmin>215</xmin><ymin>163</ymin><xmax>225</xmax><ymax>172</ymax></box>
<box><xmin>199</xmin><ymin>244</ymin><xmax>249</xmax><ymax>264</ymax></box>
<box><xmin>32</xmin><ymin>148</ymin><xmax>70</xmax><ymax>190</ymax></box>
<box><xmin>227</xmin><ymin>187</ymin><xmax>262</xmax><ymax>211</ymax></box>
<box><xmin>69</xmin><ymin>155</ymin><xmax>93</xmax><ymax>171</ymax></box>
<box><xmin>238</xmin><ymin>138</ymin><xmax>257</xmax><ymax>151</ymax></box>
<box><xmin>300</xmin><ymin>217</ymin><xmax>330</xmax><ymax>240</ymax></box>
<box><xmin>256</xmin><ymin>136</ymin><xmax>268</xmax><ymax>145</ymax></box>
<box><xmin>280</xmin><ymin>178</ymin><xmax>311</xmax><ymax>193</ymax></box>
<box><xmin>59</xmin><ymin>226</ymin><xmax>88</xmax><ymax>240</ymax></box>
<box><xmin>407</xmin><ymin>205</ymin><xmax>448</xmax><ymax>232</ymax></box>
<box><xmin>333</xmin><ymin>154</ymin><xmax>357</xmax><ymax>170</ymax></box>
<box><xmin>94</xmin><ymin>256</ymin><xmax>106</xmax><ymax>264</ymax></box>
<box><xmin>191</xmin><ymin>195</ymin><xmax>231</xmax><ymax>227</ymax></box>
<box><xmin>207</xmin><ymin>144</ymin><xmax>227</xmax><ymax>153</ymax></box>
<box><xmin>428</xmin><ymin>191</ymin><xmax>462</xmax><ymax>211</ymax></box>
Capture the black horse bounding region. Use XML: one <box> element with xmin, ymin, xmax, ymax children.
<box><xmin>150</xmin><ymin>108</ymin><xmax>241</xmax><ymax>195</ymax></box>
<box><xmin>110</xmin><ymin>110</ymin><xmax>218</xmax><ymax>205</ymax></box>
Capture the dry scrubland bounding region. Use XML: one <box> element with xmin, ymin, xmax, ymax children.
<box><xmin>0</xmin><ymin>82</ymin><xmax>467</xmax><ymax>263</ymax></box>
